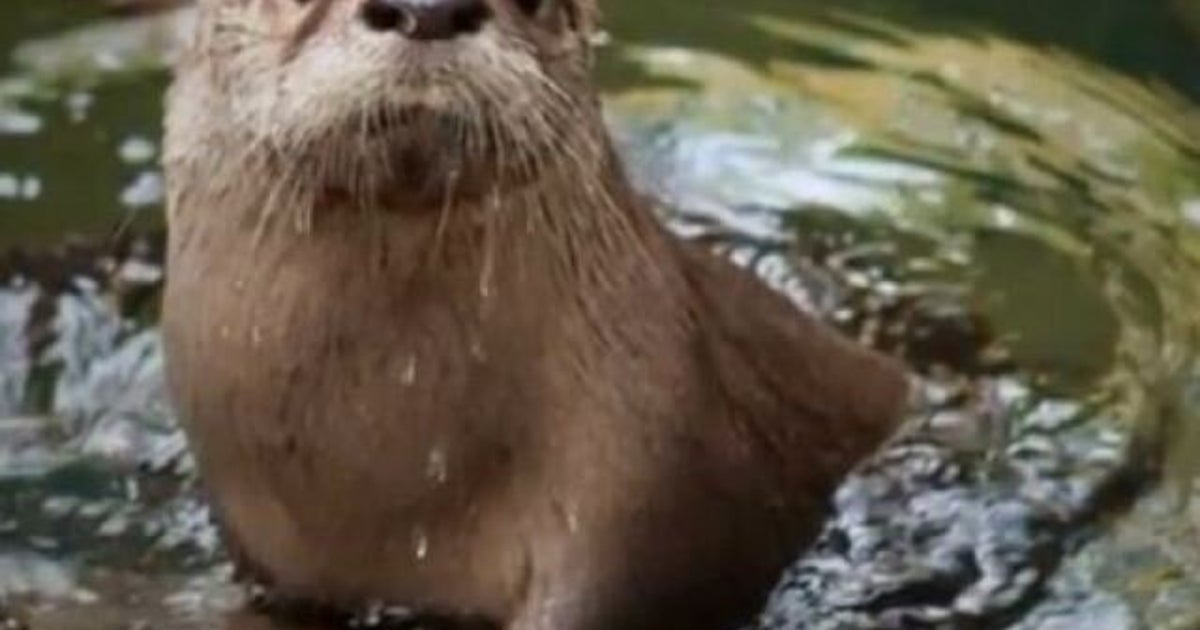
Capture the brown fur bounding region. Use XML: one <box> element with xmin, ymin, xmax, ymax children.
<box><xmin>162</xmin><ymin>1</ymin><xmax>909</xmax><ymax>629</ymax></box>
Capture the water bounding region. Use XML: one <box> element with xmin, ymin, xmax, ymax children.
<box><xmin>0</xmin><ymin>1</ymin><xmax>1198</xmax><ymax>628</ymax></box>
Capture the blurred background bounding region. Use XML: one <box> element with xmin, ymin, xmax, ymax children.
<box><xmin>0</xmin><ymin>0</ymin><xmax>1198</xmax><ymax>628</ymax></box>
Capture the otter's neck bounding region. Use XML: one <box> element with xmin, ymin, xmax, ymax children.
<box><xmin>171</xmin><ymin>144</ymin><xmax>691</xmax><ymax>359</ymax></box>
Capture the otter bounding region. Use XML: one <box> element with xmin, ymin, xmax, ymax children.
<box><xmin>161</xmin><ymin>1</ymin><xmax>909</xmax><ymax>629</ymax></box>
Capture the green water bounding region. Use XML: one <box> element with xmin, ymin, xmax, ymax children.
<box><xmin>0</xmin><ymin>1</ymin><xmax>1198</xmax><ymax>628</ymax></box>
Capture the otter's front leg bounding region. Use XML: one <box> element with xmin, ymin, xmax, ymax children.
<box><xmin>506</xmin><ymin>565</ymin><xmax>761</xmax><ymax>630</ymax></box>
<box><xmin>508</xmin><ymin>590</ymin><xmax>597</xmax><ymax>630</ymax></box>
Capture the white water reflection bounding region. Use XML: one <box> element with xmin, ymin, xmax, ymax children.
<box><xmin>0</xmin><ymin>552</ymin><xmax>89</xmax><ymax>603</ymax></box>
<box><xmin>0</xmin><ymin>285</ymin><xmax>36</xmax><ymax>418</ymax></box>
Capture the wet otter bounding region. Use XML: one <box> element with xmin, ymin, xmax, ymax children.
<box><xmin>161</xmin><ymin>1</ymin><xmax>909</xmax><ymax>629</ymax></box>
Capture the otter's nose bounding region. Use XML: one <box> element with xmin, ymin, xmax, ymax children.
<box><xmin>360</xmin><ymin>0</ymin><xmax>492</xmax><ymax>40</ymax></box>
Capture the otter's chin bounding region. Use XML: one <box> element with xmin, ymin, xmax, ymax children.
<box><xmin>326</xmin><ymin>104</ymin><xmax>552</xmax><ymax>209</ymax></box>
<box><xmin>315</xmin><ymin>139</ymin><xmax>537</xmax><ymax>212</ymax></box>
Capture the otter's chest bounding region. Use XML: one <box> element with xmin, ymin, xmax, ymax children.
<box><xmin>162</xmin><ymin>218</ymin><xmax>530</xmax><ymax>503</ymax></box>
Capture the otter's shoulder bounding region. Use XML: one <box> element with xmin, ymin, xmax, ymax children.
<box><xmin>676</xmin><ymin>240</ymin><xmax>909</xmax><ymax>453</ymax></box>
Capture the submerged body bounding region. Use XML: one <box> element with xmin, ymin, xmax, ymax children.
<box><xmin>162</xmin><ymin>1</ymin><xmax>908</xmax><ymax>629</ymax></box>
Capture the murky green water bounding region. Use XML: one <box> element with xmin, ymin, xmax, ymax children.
<box><xmin>1</xmin><ymin>1</ymin><xmax>1198</xmax><ymax>628</ymax></box>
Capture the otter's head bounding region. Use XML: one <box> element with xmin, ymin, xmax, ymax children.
<box><xmin>168</xmin><ymin>0</ymin><xmax>606</xmax><ymax>210</ymax></box>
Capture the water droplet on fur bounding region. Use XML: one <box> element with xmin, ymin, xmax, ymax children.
<box><xmin>426</xmin><ymin>447</ymin><xmax>448</xmax><ymax>484</ymax></box>
<box><xmin>361</xmin><ymin>602</ymin><xmax>386</xmax><ymax>627</ymax></box>
<box><xmin>401</xmin><ymin>356</ymin><xmax>417</xmax><ymax>386</ymax></box>
<box><xmin>413</xmin><ymin>528</ymin><xmax>429</xmax><ymax>561</ymax></box>
<box><xmin>552</xmin><ymin>499</ymin><xmax>580</xmax><ymax>535</ymax></box>
<box><xmin>470</xmin><ymin>339</ymin><xmax>487</xmax><ymax>363</ymax></box>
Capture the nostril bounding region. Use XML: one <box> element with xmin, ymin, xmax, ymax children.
<box><xmin>448</xmin><ymin>2</ymin><xmax>490</xmax><ymax>35</ymax></box>
<box><xmin>360</xmin><ymin>0</ymin><xmax>492</xmax><ymax>40</ymax></box>
<box><xmin>361</xmin><ymin>0</ymin><xmax>406</xmax><ymax>32</ymax></box>
<box><xmin>512</xmin><ymin>0</ymin><xmax>542</xmax><ymax>16</ymax></box>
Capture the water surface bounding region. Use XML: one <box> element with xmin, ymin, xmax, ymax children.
<box><xmin>1</xmin><ymin>1</ymin><xmax>1198</xmax><ymax>628</ymax></box>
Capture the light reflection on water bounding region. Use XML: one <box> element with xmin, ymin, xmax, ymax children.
<box><xmin>0</xmin><ymin>1</ymin><xmax>1198</xmax><ymax>628</ymax></box>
